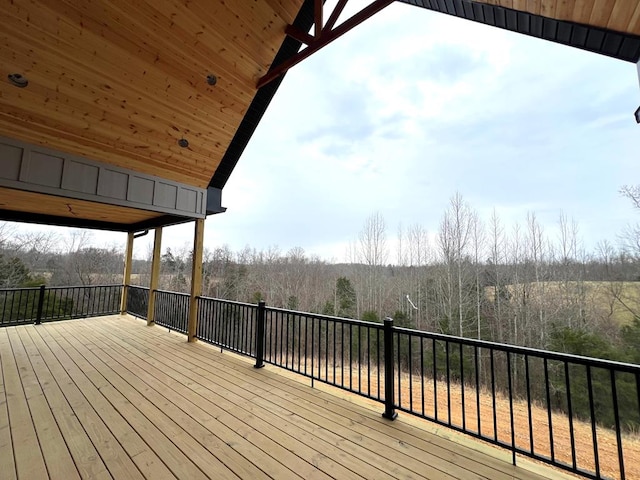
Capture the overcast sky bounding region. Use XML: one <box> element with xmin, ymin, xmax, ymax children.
<box><xmin>7</xmin><ymin>1</ymin><xmax>640</xmax><ymax>260</ymax></box>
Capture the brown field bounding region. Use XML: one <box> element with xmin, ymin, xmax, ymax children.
<box><xmin>310</xmin><ymin>365</ymin><xmax>640</xmax><ymax>480</ymax></box>
<box><xmin>486</xmin><ymin>281</ymin><xmax>640</xmax><ymax>327</ymax></box>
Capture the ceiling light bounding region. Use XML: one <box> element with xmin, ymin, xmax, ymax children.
<box><xmin>8</xmin><ymin>73</ymin><xmax>28</xmax><ymax>88</ymax></box>
<box><xmin>206</xmin><ymin>74</ymin><xmax>217</xmax><ymax>86</ymax></box>
<box><xmin>178</xmin><ymin>138</ymin><xmax>189</xmax><ymax>148</ymax></box>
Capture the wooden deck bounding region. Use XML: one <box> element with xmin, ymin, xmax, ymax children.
<box><xmin>0</xmin><ymin>315</ymin><xmax>569</xmax><ymax>480</ymax></box>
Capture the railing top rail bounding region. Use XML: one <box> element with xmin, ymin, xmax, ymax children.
<box><xmin>396</xmin><ymin>325</ymin><xmax>640</xmax><ymax>373</ymax></box>
<box><xmin>155</xmin><ymin>289</ymin><xmax>189</xmax><ymax>297</ymax></box>
<box><xmin>265</xmin><ymin>305</ymin><xmax>384</xmax><ymax>329</ymax></box>
<box><xmin>198</xmin><ymin>296</ymin><xmax>256</xmax><ymax>308</ymax></box>
<box><xmin>48</xmin><ymin>284</ymin><xmax>122</xmax><ymax>289</ymax></box>
<box><xmin>1</xmin><ymin>284</ymin><xmax>122</xmax><ymax>292</ymax></box>
<box><xmin>0</xmin><ymin>286</ymin><xmax>41</xmax><ymax>292</ymax></box>
<box><xmin>127</xmin><ymin>285</ymin><xmax>150</xmax><ymax>290</ymax></box>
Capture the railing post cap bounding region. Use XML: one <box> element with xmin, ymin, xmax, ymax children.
<box><xmin>258</xmin><ymin>300</ymin><xmax>266</xmax><ymax>307</ymax></box>
<box><xmin>384</xmin><ymin>316</ymin><xmax>393</xmax><ymax>324</ymax></box>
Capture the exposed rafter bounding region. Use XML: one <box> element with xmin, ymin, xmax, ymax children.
<box><xmin>257</xmin><ymin>0</ymin><xmax>395</xmax><ymax>89</ymax></box>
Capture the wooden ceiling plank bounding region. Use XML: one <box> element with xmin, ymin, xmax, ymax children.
<box><xmin>99</xmin><ymin>0</ymin><xmax>270</xmax><ymax>79</ymax></box>
<box><xmin>607</xmin><ymin>0</ymin><xmax>637</xmax><ymax>32</ymax></box>
<box><xmin>0</xmin><ymin>31</ymin><xmax>246</xmax><ymax>132</ymax></box>
<box><xmin>589</xmin><ymin>0</ymin><xmax>616</xmax><ymax>28</ymax></box>
<box><xmin>540</xmin><ymin>0</ymin><xmax>557</xmax><ymax>18</ymax></box>
<box><xmin>555</xmin><ymin>0</ymin><xmax>575</xmax><ymax>19</ymax></box>
<box><xmin>0</xmin><ymin>86</ymin><xmax>227</xmax><ymax>188</ymax></box>
<box><xmin>529</xmin><ymin>0</ymin><xmax>543</xmax><ymax>16</ymax></box>
<box><xmin>1</xmin><ymin>5</ymin><xmax>252</xmax><ymax>121</ymax></box>
<box><xmin>628</xmin><ymin>3</ymin><xmax>640</xmax><ymax>34</ymax></box>
<box><xmin>0</xmin><ymin>188</ymin><xmax>162</xmax><ymax>224</ymax></box>
<box><xmin>0</xmin><ymin>115</ymin><xmax>212</xmax><ymax>187</ymax></box>
<box><xmin>161</xmin><ymin>0</ymin><xmax>290</xmax><ymax>67</ymax></box>
<box><xmin>262</xmin><ymin>0</ymin><xmax>304</xmax><ymax>25</ymax></box>
<box><xmin>32</xmin><ymin>0</ymin><xmax>260</xmax><ymax>100</ymax></box>
<box><xmin>572</xmin><ymin>0</ymin><xmax>597</xmax><ymax>25</ymax></box>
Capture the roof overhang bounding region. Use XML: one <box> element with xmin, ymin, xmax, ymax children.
<box><xmin>1</xmin><ymin>1</ymin><xmax>637</xmax><ymax>233</ymax></box>
<box><xmin>400</xmin><ymin>0</ymin><xmax>640</xmax><ymax>62</ymax></box>
<box><xmin>0</xmin><ymin>0</ymin><xmax>310</xmax><ymax>231</ymax></box>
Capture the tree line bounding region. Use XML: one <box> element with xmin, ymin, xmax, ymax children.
<box><xmin>2</xmin><ymin>192</ymin><xmax>640</xmax><ymax>358</ymax></box>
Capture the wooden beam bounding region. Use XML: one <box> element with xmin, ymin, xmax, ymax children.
<box><xmin>188</xmin><ymin>219</ymin><xmax>205</xmax><ymax>342</ymax></box>
<box><xmin>257</xmin><ymin>0</ymin><xmax>395</xmax><ymax>89</ymax></box>
<box><xmin>147</xmin><ymin>228</ymin><xmax>163</xmax><ymax>326</ymax></box>
<box><xmin>314</xmin><ymin>0</ymin><xmax>323</xmax><ymax>38</ymax></box>
<box><xmin>120</xmin><ymin>232</ymin><xmax>135</xmax><ymax>314</ymax></box>
<box><xmin>325</xmin><ymin>0</ymin><xmax>349</xmax><ymax>31</ymax></box>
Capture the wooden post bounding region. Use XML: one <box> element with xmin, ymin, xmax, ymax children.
<box><xmin>120</xmin><ymin>231</ymin><xmax>134</xmax><ymax>314</ymax></box>
<box><xmin>188</xmin><ymin>218</ymin><xmax>204</xmax><ymax>342</ymax></box>
<box><xmin>147</xmin><ymin>227</ymin><xmax>162</xmax><ymax>325</ymax></box>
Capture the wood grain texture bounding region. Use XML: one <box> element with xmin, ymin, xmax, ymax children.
<box><xmin>0</xmin><ymin>187</ymin><xmax>164</xmax><ymax>225</ymax></box>
<box><xmin>0</xmin><ymin>315</ymin><xmax>570</xmax><ymax>480</ymax></box>
<box><xmin>0</xmin><ymin>0</ymin><xmax>304</xmax><ymax>188</ymax></box>
<box><xmin>473</xmin><ymin>0</ymin><xmax>639</xmax><ymax>34</ymax></box>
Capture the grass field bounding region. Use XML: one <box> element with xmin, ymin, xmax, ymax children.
<box><xmin>487</xmin><ymin>281</ymin><xmax>640</xmax><ymax>326</ymax></box>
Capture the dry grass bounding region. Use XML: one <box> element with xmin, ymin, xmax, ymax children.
<box><xmin>307</xmin><ymin>362</ymin><xmax>640</xmax><ymax>480</ymax></box>
<box><xmin>487</xmin><ymin>281</ymin><xmax>640</xmax><ymax>326</ymax></box>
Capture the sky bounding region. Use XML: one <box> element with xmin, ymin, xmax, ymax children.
<box><xmin>6</xmin><ymin>1</ymin><xmax>640</xmax><ymax>261</ymax></box>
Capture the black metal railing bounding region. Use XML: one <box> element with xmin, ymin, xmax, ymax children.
<box><xmin>197</xmin><ymin>297</ymin><xmax>258</xmax><ymax>356</ymax></box>
<box><xmin>0</xmin><ymin>284</ymin><xmax>122</xmax><ymax>326</ymax></box>
<box><xmin>125</xmin><ymin>285</ymin><xmax>149</xmax><ymax>319</ymax></box>
<box><xmin>2</xmin><ymin>285</ymin><xmax>637</xmax><ymax>479</ymax></box>
<box><xmin>262</xmin><ymin>305</ymin><xmax>387</xmax><ymax>404</ymax></box>
<box><xmin>193</xmin><ymin>297</ymin><xmax>640</xmax><ymax>480</ymax></box>
<box><xmin>154</xmin><ymin>289</ymin><xmax>189</xmax><ymax>333</ymax></box>
<box><xmin>392</xmin><ymin>327</ymin><xmax>640</xmax><ymax>480</ymax></box>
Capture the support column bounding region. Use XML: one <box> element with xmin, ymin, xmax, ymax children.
<box><xmin>147</xmin><ymin>227</ymin><xmax>163</xmax><ymax>325</ymax></box>
<box><xmin>120</xmin><ymin>231</ymin><xmax>134</xmax><ymax>314</ymax></box>
<box><xmin>188</xmin><ymin>218</ymin><xmax>205</xmax><ymax>342</ymax></box>
<box><xmin>636</xmin><ymin>60</ymin><xmax>640</xmax><ymax>123</ymax></box>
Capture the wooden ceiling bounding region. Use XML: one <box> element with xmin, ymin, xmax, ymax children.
<box><xmin>478</xmin><ymin>1</ymin><xmax>640</xmax><ymax>35</ymax></box>
<box><xmin>1</xmin><ymin>0</ymin><xmax>637</xmax><ymax>232</ymax></box>
<box><xmin>0</xmin><ymin>0</ymin><xmax>305</xmax><ymax>189</ymax></box>
<box><xmin>0</xmin><ymin>187</ymin><xmax>163</xmax><ymax>229</ymax></box>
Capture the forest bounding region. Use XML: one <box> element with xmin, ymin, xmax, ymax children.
<box><xmin>2</xmin><ymin>191</ymin><xmax>640</xmax><ymax>366</ymax></box>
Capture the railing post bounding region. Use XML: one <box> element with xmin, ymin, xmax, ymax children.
<box><xmin>255</xmin><ymin>301</ymin><xmax>266</xmax><ymax>369</ymax></box>
<box><xmin>35</xmin><ymin>285</ymin><xmax>46</xmax><ymax>325</ymax></box>
<box><xmin>382</xmin><ymin>316</ymin><xmax>397</xmax><ymax>420</ymax></box>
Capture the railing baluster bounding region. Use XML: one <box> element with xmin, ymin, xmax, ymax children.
<box><xmin>420</xmin><ymin>337</ymin><xmax>425</xmax><ymax>417</ymax></box>
<box><xmin>491</xmin><ymin>349</ymin><xmax>497</xmax><ymax>442</ymax></box>
<box><xmin>525</xmin><ymin>355</ymin><xmax>533</xmax><ymax>455</ymax></box>
<box><xmin>446</xmin><ymin>341</ymin><xmax>451</xmax><ymax>426</ymax></box>
<box><xmin>475</xmin><ymin>345</ymin><xmax>481</xmax><ymax>436</ymax></box>
<box><xmin>586</xmin><ymin>365</ymin><xmax>600</xmax><ymax>478</ymax></box>
<box><xmin>565</xmin><ymin>362</ymin><xmax>577</xmax><ymax>471</ymax></box>
<box><xmin>507</xmin><ymin>352</ymin><xmax>516</xmax><ymax>465</ymax></box>
<box><xmin>611</xmin><ymin>369</ymin><xmax>626</xmax><ymax>480</ymax></box>
<box><xmin>460</xmin><ymin>342</ymin><xmax>465</xmax><ymax>431</ymax></box>
<box><xmin>544</xmin><ymin>358</ymin><xmax>555</xmax><ymax>463</ymax></box>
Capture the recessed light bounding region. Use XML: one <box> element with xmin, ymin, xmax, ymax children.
<box><xmin>178</xmin><ymin>138</ymin><xmax>189</xmax><ymax>148</ymax></box>
<box><xmin>8</xmin><ymin>73</ymin><xmax>28</xmax><ymax>88</ymax></box>
<box><xmin>206</xmin><ymin>74</ymin><xmax>217</xmax><ymax>86</ymax></box>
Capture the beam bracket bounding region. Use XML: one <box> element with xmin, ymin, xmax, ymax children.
<box><xmin>257</xmin><ymin>0</ymin><xmax>394</xmax><ymax>89</ymax></box>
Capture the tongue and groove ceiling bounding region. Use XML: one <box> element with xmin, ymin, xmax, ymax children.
<box><xmin>0</xmin><ymin>0</ymin><xmax>638</xmax><ymax>231</ymax></box>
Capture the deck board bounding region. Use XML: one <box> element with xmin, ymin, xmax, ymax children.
<box><xmin>0</xmin><ymin>315</ymin><xmax>572</xmax><ymax>480</ymax></box>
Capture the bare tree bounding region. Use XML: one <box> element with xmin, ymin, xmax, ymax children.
<box><xmin>358</xmin><ymin>212</ymin><xmax>388</xmax><ymax>316</ymax></box>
